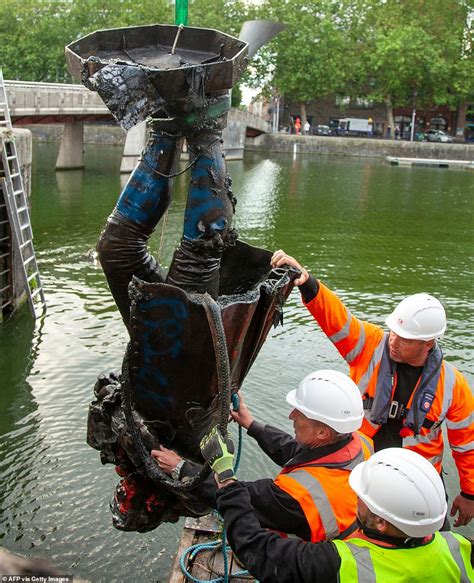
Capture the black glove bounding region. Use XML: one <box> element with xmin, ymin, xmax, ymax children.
<box><xmin>200</xmin><ymin>426</ymin><xmax>235</xmax><ymax>483</ymax></box>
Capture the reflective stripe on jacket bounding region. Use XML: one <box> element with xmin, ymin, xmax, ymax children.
<box><xmin>305</xmin><ymin>282</ymin><xmax>474</xmax><ymax>494</ymax></box>
<box><xmin>274</xmin><ymin>433</ymin><xmax>373</xmax><ymax>542</ymax></box>
<box><xmin>333</xmin><ymin>531</ymin><xmax>473</xmax><ymax>582</ymax></box>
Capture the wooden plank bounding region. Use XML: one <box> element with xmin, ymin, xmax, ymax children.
<box><xmin>190</xmin><ymin>543</ymin><xmax>214</xmax><ymax>581</ymax></box>
<box><xmin>229</xmin><ymin>550</ymin><xmax>252</xmax><ymax>582</ymax></box>
<box><xmin>168</xmin><ymin>525</ymin><xmax>195</xmax><ymax>583</ymax></box>
<box><xmin>186</xmin><ymin>513</ymin><xmax>222</xmax><ymax>534</ymax></box>
<box><xmin>205</xmin><ymin>538</ymin><xmax>225</xmax><ymax>581</ymax></box>
<box><xmin>169</xmin><ymin>514</ymin><xmax>256</xmax><ymax>582</ymax></box>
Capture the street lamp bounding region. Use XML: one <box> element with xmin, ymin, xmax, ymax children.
<box><xmin>410</xmin><ymin>90</ymin><xmax>417</xmax><ymax>142</ymax></box>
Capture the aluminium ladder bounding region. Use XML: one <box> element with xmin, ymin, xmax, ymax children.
<box><xmin>0</xmin><ymin>69</ymin><xmax>46</xmax><ymax>318</ymax></box>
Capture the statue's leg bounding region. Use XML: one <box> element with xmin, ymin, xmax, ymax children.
<box><xmin>165</xmin><ymin>129</ymin><xmax>235</xmax><ymax>298</ymax></box>
<box><xmin>97</xmin><ymin>130</ymin><xmax>183</xmax><ymax>327</ymax></box>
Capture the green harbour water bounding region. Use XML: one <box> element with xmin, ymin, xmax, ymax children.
<box><xmin>0</xmin><ymin>142</ymin><xmax>473</xmax><ymax>581</ymax></box>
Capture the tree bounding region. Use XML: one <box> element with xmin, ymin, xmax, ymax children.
<box><xmin>0</xmin><ymin>0</ymin><xmax>248</xmax><ymax>82</ymax></box>
<box><xmin>231</xmin><ymin>84</ymin><xmax>243</xmax><ymax>107</ymax></box>
<box><xmin>246</xmin><ymin>0</ymin><xmax>366</xmax><ymax>127</ymax></box>
<box><xmin>362</xmin><ymin>0</ymin><xmax>473</xmax><ymax>137</ymax></box>
<box><xmin>185</xmin><ymin>0</ymin><xmax>249</xmax><ymax>37</ymax></box>
<box><xmin>433</xmin><ymin>0</ymin><xmax>474</xmax><ymax>138</ymax></box>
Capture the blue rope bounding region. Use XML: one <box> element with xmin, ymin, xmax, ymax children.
<box><xmin>179</xmin><ymin>536</ymin><xmax>249</xmax><ymax>582</ymax></box>
<box><xmin>179</xmin><ymin>392</ymin><xmax>249</xmax><ymax>582</ymax></box>
<box><xmin>179</xmin><ymin>540</ymin><xmax>222</xmax><ymax>583</ymax></box>
<box><xmin>221</xmin><ymin>527</ymin><xmax>229</xmax><ymax>583</ymax></box>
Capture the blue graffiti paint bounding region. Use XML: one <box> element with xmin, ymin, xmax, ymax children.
<box><xmin>115</xmin><ymin>133</ymin><xmax>177</xmax><ymax>227</ymax></box>
<box><xmin>182</xmin><ymin>148</ymin><xmax>228</xmax><ymax>239</ymax></box>
<box><xmin>133</xmin><ymin>296</ymin><xmax>189</xmax><ymax>408</ymax></box>
<box><xmin>116</xmin><ymin>164</ymin><xmax>168</xmax><ymax>226</ymax></box>
<box><xmin>139</xmin><ymin>297</ymin><xmax>188</xmax><ymax>319</ymax></box>
<box><xmin>184</xmin><ymin>198</ymin><xmax>226</xmax><ymax>239</ymax></box>
<box><xmin>136</xmin><ymin>371</ymin><xmax>173</xmax><ymax>408</ymax></box>
<box><xmin>140</xmin><ymin>325</ymin><xmax>183</xmax><ymax>359</ymax></box>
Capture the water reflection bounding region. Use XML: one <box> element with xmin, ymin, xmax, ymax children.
<box><xmin>0</xmin><ymin>311</ymin><xmax>37</xmax><ymax>434</ymax></box>
<box><xmin>55</xmin><ymin>170</ymin><xmax>84</xmax><ymax>201</ymax></box>
<box><xmin>0</xmin><ymin>143</ymin><xmax>472</xmax><ymax>581</ymax></box>
<box><xmin>234</xmin><ymin>158</ymin><xmax>282</xmax><ymax>248</ymax></box>
<box><xmin>0</xmin><ymin>312</ymin><xmax>46</xmax><ymax>544</ymax></box>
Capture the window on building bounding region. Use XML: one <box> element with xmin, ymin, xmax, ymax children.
<box><xmin>394</xmin><ymin>115</ymin><xmax>412</xmax><ymax>138</ymax></box>
<box><xmin>429</xmin><ymin>116</ymin><xmax>447</xmax><ymax>131</ymax></box>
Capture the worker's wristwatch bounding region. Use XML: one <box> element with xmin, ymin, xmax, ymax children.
<box><xmin>171</xmin><ymin>460</ymin><xmax>184</xmax><ymax>480</ymax></box>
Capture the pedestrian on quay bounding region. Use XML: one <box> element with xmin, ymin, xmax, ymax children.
<box><xmin>152</xmin><ymin>370</ymin><xmax>373</xmax><ymax>542</ymax></box>
<box><xmin>201</xmin><ymin>439</ymin><xmax>473</xmax><ymax>583</ymax></box>
<box><xmin>304</xmin><ymin>120</ymin><xmax>311</xmax><ymax>135</ymax></box>
<box><xmin>270</xmin><ymin>250</ymin><xmax>474</xmax><ymax>529</ymax></box>
<box><xmin>295</xmin><ymin>117</ymin><xmax>302</xmax><ymax>135</ymax></box>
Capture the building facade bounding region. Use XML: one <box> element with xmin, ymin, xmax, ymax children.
<box><xmin>263</xmin><ymin>95</ymin><xmax>473</xmax><ymax>141</ymax></box>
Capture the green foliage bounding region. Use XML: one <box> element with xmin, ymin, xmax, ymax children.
<box><xmin>362</xmin><ymin>0</ymin><xmax>473</xmax><ymax>110</ymax></box>
<box><xmin>185</xmin><ymin>0</ymin><xmax>249</xmax><ymax>37</ymax></box>
<box><xmin>231</xmin><ymin>84</ymin><xmax>242</xmax><ymax>107</ymax></box>
<box><xmin>255</xmin><ymin>0</ymin><xmax>360</xmax><ymax>104</ymax></box>
<box><xmin>0</xmin><ymin>0</ymin><xmax>247</xmax><ymax>82</ymax></box>
<box><xmin>247</xmin><ymin>0</ymin><xmax>473</xmax><ymax>115</ymax></box>
<box><xmin>0</xmin><ymin>0</ymin><xmax>472</xmax><ymax>115</ymax></box>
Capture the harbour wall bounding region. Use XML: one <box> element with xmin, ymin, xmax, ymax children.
<box><xmin>20</xmin><ymin>125</ymin><xmax>474</xmax><ymax>161</ymax></box>
<box><xmin>245</xmin><ymin>133</ymin><xmax>474</xmax><ymax>160</ymax></box>
<box><xmin>0</xmin><ymin>128</ymin><xmax>33</xmax><ymax>317</ymax></box>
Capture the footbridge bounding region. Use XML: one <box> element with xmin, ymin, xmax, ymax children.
<box><xmin>5</xmin><ymin>80</ymin><xmax>269</xmax><ymax>170</ymax></box>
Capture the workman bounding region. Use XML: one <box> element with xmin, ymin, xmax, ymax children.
<box><xmin>200</xmin><ymin>435</ymin><xmax>473</xmax><ymax>583</ymax></box>
<box><xmin>271</xmin><ymin>250</ymin><xmax>474</xmax><ymax>528</ymax></box>
<box><xmin>152</xmin><ymin>369</ymin><xmax>373</xmax><ymax>542</ymax></box>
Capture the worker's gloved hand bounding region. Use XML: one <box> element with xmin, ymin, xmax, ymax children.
<box><xmin>200</xmin><ymin>426</ymin><xmax>235</xmax><ymax>483</ymax></box>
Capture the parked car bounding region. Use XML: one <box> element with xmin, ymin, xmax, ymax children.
<box><xmin>425</xmin><ymin>129</ymin><xmax>453</xmax><ymax>143</ymax></box>
<box><xmin>314</xmin><ymin>124</ymin><xmax>332</xmax><ymax>136</ymax></box>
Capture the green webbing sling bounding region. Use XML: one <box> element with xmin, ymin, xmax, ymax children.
<box><xmin>175</xmin><ymin>0</ymin><xmax>188</xmax><ymax>25</ymax></box>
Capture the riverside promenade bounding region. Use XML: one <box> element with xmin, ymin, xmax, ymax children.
<box><xmin>246</xmin><ymin>133</ymin><xmax>474</xmax><ymax>161</ymax></box>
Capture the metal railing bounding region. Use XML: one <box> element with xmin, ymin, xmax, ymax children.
<box><xmin>4</xmin><ymin>80</ymin><xmax>108</xmax><ymax>117</ymax></box>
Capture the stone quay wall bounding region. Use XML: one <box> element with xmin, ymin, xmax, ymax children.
<box><xmin>26</xmin><ymin>124</ymin><xmax>126</xmax><ymax>145</ymax></box>
<box><xmin>0</xmin><ymin>128</ymin><xmax>33</xmax><ymax>317</ymax></box>
<box><xmin>246</xmin><ymin>133</ymin><xmax>474</xmax><ymax>161</ymax></box>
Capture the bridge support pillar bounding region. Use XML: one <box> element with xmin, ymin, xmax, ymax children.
<box><xmin>56</xmin><ymin>121</ymin><xmax>84</xmax><ymax>170</ymax></box>
<box><xmin>120</xmin><ymin>121</ymin><xmax>147</xmax><ymax>174</ymax></box>
<box><xmin>222</xmin><ymin>112</ymin><xmax>245</xmax><ymax>160</ymax></box>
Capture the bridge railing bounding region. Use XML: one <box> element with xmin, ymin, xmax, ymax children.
<box><xmin>228</xmin><ymin>108</ymin><xmax>270</xmax><ymax>134</ymax></box>
<box><xmin>5</xmin><ymin>80</ymin><xmax>270</xmax><ymax>131</ymax></box>
<box><xmin>5</xmin><ymin>80</ymin><xmax>108</xmax><ymax>116</ymax></box>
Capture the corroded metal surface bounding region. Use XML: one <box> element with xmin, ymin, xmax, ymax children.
<box><xmin>80</xmin><ymin>23</ymin><xmax>296</xmax><ymax>533</ymax></box>
<box><xmin>65</xmin><ymin>24</ymin><xmax>248</xmax><ymax>130</ymax></box>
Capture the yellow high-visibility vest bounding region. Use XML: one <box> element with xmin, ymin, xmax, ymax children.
<box><xmin>333</xmin><ymin>531</ymin><xmax>472</xmax><ymax>582</ymax></box>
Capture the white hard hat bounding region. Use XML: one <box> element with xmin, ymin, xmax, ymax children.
<box><xmin>385</xmin><ymin>293</ymin><xmax>446</xmax><ymax>341</ymax></box>
<box><xmin>349</xmin><ymin>448</ymin><xmax>447</xmax><ymax>538</ymax></box>
<box><xmin>286</xmin><ymin>370</ymin><xmax>363</xmax><ymax>433</ymax></box>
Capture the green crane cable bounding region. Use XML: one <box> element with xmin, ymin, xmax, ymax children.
<box><xmin>175</xmin><ymin>0</ymin><xmax>188</xmax><ymax>26</ymax></box>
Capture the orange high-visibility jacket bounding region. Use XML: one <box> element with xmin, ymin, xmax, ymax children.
<box><xmin>304</xmin><ymin>282</ymin><xmax>474</xmax><ymax>495</ymax></box>
<box><xmin>274</xmin><ymin>432</ymin><xmax>373</xmax><ymax>542</ymax></box>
